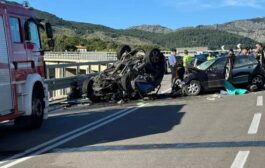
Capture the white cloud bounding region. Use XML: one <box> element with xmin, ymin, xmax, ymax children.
<box><xmin>223</xmin><ymin>0</ymin><xmax>260</xmax><ymax>7</ymax></box>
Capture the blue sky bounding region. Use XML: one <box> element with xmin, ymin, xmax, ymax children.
<box><xmin>11</xmin><ymin>0</ymin><xmax>265</xmax><ymax>29</ymax></box>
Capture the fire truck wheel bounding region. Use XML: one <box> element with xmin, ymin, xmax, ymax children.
<box><xmin>15</xmin><ymin>91</ymin><xmax>44</xmax><ymax>129</ymax></box>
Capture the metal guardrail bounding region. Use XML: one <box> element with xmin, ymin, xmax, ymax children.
<box><xmin>44</xmin><ymin>51</ymin><xmax>171</xmax><ymax>61</ymax></box>
<box><xmin>45</xmin><ymin>75</ymin><xmax>89</xmax><ymax>92</ymax></box>
<box><xmin>45</xmin><ymin>60</ymin><xmax>115</xmax><ymax>100</ymax></box>
<box><xmin>45</xmin><ymin>61</ymin><xmax>114</xmax><ymax>69</ymax></box>
<box><xmin>44</xmin><ymin>52</ymin><xmax>117</xmax><ymax>61</ymax></box>
<box><xmin>44</xmin><ymin>49</ymin><xmax>211</xmax><ymax>63</ymax></box>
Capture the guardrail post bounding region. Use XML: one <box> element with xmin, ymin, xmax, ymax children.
<box><xmin>63</xmin><ymin>68</ymin><xmax>66</xmax><ymax>95</ymax></box>
<box><xmin>98</xmin><ymin>64</ymin><xmax>101</xmax><ymax>72</ymax></box>
<box><xmin>76</xmin><ymin>65</ymin><xmax>80</xmax><ymax>75</ymax></box>
<box><xmin>87</xmin><ymin>65</ymin><xmax>91</xmax><ymax>74</ymax></box>
<box><xmin>46</xmin><ymin>67</ymin><xmax>50</xmax><ymax>79</ymax></box>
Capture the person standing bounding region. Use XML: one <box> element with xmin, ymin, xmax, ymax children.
<box><xmin>176</xmin><ymin>54</ymin><xmax>185</xmax><ymax>81</ymax></box>
<box><xmin>225</xmin><ymin>49</ymin><xmax>236</xmax><ymax>81</ymax></box>
<box><xmin>183</xmin><ymin>50</ymin><xmax>192</xmax><ymax>73</ymax></box>
<box><xmin>168</xmin><ymin>48</ymin><xmax>177</xmax><ymax>86</ymax></box>
<box><xmin>255</xmin><ymin>43</ymin><xmax>265</xmax><ymax>68</ymax></box>
<box><xmin>207</xmin><ymin>52</ymin><xmax>215</xmax><ymax>61</ymax></box>
<box><xmin>239</xmin><ymin>47</ymin><xmax>250</xmax><ymax>56</ymax></box>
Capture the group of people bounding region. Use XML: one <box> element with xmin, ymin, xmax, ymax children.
<box><xmin>168</xmin><ymin>42</ymin><xmax>265</xmax><ymax>86</ymax></box>
<box><xmin>236</xmin><ymin>43</ymin><xmax>264</xmax><ymax>58</ymax></box>
<box><xmin>168</xmin><ymin>49</ymin><xmax>192</xmax><ymax>86</ymax></box>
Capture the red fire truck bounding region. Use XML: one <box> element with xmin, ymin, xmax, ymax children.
<box><xmin>0</xmin><ymin>1</ymin><xmax>54</xmax><ymax>129</ymax></box>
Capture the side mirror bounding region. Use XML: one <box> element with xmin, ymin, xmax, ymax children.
<box><xmin>45</xmin><ymin>22</ymin><xmax>53</xmax><ymax>39</ymax></box>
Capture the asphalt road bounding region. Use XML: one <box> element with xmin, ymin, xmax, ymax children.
<box><xmin>0</xmin><ymin>75</ymin><xmax>265</xmax><ymax>168</ymax></box>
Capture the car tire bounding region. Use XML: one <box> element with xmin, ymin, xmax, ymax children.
<box><xmin>15</xmin><ymin>91</ymin><xmax>44</xmax><ymax>129</ymax></box>
<box><xmin>116</xmin><ymin>45</ymin><xmax>131</xmax><ymax>60</ymax></box>
<box><xmin>145</xmin><ymin>48</ymin><xmax>166</xmax><ymax>78</ymax></box>
<box><xmin>87</xmin><ymin>79</ymin><xmax>100</xmax><ymax>102</ymax></box>
<box><xmin>184</xmin><ymin>80</ymin><xmax>201</xmax><ymax>96</ymax></box>
<box><xmin>145</xmin><ymin>48</ymin><xmax>162</xmax><ymax>65</ymax></box>
<box><xmin>251</xmin><ymin>75</ymin><xmax>265</xmax><ymax>90</ymax></box>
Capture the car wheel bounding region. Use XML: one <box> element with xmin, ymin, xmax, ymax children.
<box><xmin>251</xmin><ymin>75</ymin><xmax>265</xmax><ymax>89</ymax></box>
<box><xmin>185</xmin><ymin>80</ymin><xmax>201</xmax><ymax>96</ymax></box>
<box><xmin>116</xmin><ymin>45</ymin><xmax>131</xmax><ymax>60</ymax></box>
<box><xmin>146</xmin><ymin>48</ymin><xmax>162</xmax><ymax>65</ymax></box>
<box><xmin>87</xmin><ymin>79</ymin><xmax>100</xmax><ymax>102</ymax></box>
<box><xmin>145</xmin><ymin>48</ymin><xmax>166</xmax><ymax>77</ymax></box>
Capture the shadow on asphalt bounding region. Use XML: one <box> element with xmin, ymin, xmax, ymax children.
<box><xmin>55</xmin><ymin>104</ymin><xmax>186</xmax><ymax>149</ymax></box>
<box><xmin>0</xmin><ymin>108</ymin><xmax>125</xmax><ymax>157</ymax></box>
<box><xmin>0</xmin><ymin>104</ymin><xmax>185</xmax><ymax>163</ymax></box>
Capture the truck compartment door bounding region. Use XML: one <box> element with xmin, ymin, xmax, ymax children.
<box><xmin>0</xmin><ymin>16</ymin><xmax>13</xmax><ymax>116</ymax></box>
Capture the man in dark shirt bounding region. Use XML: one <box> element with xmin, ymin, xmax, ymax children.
<box><xmin>255</xmin><ymin>43</ymin><xmax>265</xmax><ymax>68</ymax></box>
<box><xmin>175</xmin><ymin>55</ymin><xmax>185</xmax><ymax>81</ymax></box>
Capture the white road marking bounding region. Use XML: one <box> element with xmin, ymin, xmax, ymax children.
<box><xmin>161</xmin><ymin>88</ymin><xmax>171</xmax><ymax>94</ymax></box>
<box><xmin>0</xmin><ymin>120</ymin><xmax>9</xmax><ymax>124</ymax></box>
<box><xmin>248</xmin><ymin>113</ymin><xmax>262</xmax><ymax>134</ymax></box>
<box><xmin>257</xmin><ymin>96</ymin><xmax>263</xmax><ymax>107</ymax></box>
<box><xmin>0</xmin><ymin>104</ymin><xmax>146</xmax><ymax>168</ymax></box>
<box><xmin>231</xmin><ymin>151</ymin><xmax>250</xmax><ymax>168</ymax></box>
<box><xmin>0</xmin><ymin>157</ymin><xmax>32</xmax><ymax>168</ymax></box>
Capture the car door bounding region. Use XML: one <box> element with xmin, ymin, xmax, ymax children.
<box><xmin>206</xmin><ymin>58</ymin><xmax>227</xmax><ymax>88</ymax></box>
<box><xmin>0</xmin><ymin>14</ymin><xmax>13</xmax><ymax>116</ymax></box>
<box><xmin>232</xmin><ymin>57</ymin><xmax>255</xmax><ymax>84</ymax></box>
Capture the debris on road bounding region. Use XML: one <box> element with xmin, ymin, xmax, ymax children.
<box><xmin>206</xmin><ymin>94</ymin><xmax>222</xmax><ymax>101</ymax></box>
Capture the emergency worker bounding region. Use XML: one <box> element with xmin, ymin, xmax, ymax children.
<box><xmin>183</xmin><ymin>50</ymin><xmax>192</xmax><ymax>73</ymax></box>
<box><xmin>207</xmin><ymin>52</ymin><xmax>215</xmax><ymax>60</ymax></box>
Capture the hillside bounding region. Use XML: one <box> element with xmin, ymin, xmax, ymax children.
<box><xmin>196</xmin><ymin>17</ymin><xmax>265</xmax><ymax>43</ymax></box>
<box><xmin>152</xmin><ymin>28</ymin><xmax>256</xmax><ymax>50</ymax></box>
<box><xmin>128</xmin><ymin>25</ymin><xmax>173</xmax><ymax>34</ymax></box>
<box><xmin>33</xmin><ymin>9</ymin><xmax>257</xmax><ymax>51</ymax></box>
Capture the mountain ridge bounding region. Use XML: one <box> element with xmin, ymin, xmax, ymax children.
<box><xmin>32</xmin><ymin>9</ymin><xmax>259</xmax><ymax>51</ymax></box>
<box><xmin>127</xmin><ymin>17</ymin><xmax>265</xmax><ymax>42</ymax></box>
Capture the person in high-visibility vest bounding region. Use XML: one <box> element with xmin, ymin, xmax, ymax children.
<box><xmin>183</xmin><ymin>50</ymin><xmax>192</xmax><ymax>72</ymax></box>
<box><xmin>207</xmin><ymin>52</ymin><xmax>215</xmax><ymax>61</ymax></box>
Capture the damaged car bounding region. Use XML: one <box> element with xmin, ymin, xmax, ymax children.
<box><xmin>180</xmin><ymin>55</ymin><xmax>265</xmax><ymax>96</ymax></box>
<box><xmin>82</xmin><ymin>45</ymin><xmax>166</xmax><ymax>102</ymax></box>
